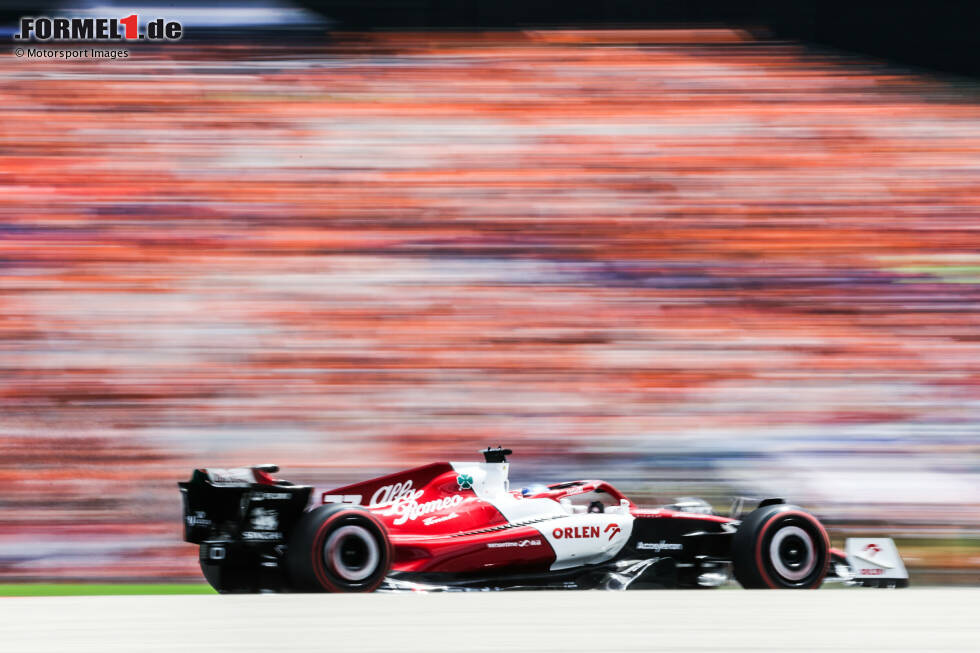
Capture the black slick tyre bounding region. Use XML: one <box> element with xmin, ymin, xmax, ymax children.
<box><xmin>285</xmin><ymin>504</ymin><xmax>392</xmax><ymax>592</ymax></box>
<box><xmin>732</xmin><ymin>504</ymin><xmax>830</xmax><ymax>589</ymax></box>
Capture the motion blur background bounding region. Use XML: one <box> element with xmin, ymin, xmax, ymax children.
<box><xmin>1</xmin><ymin>1</ymin><xmax>979</xmax><ymax>584</ymax></box>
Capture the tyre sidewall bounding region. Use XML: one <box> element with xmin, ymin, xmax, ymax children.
<box><xmin>733</xmin><ymin>504</ymin><xmax>829</xmax><ymax>589</ymax></box>
<box><xmin>286</xmin><ymin>504</ymin><xmax>392</xmax><ymax>592</ymax></box>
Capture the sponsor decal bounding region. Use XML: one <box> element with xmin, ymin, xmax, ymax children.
<box><xmin>488</xmin><ymin>539</ymin><xmax>542</xmax><ymax>548</ymax></box>
<box><xmin>853</xmin><ymin>542</ymin><xmax>894</xmax><ymax>569</ymax></box>
<box><xmin>254</xmin><ymin>492</ymin><xmax>291</xmax><ymax>501</ymax></box>
<box><xmin>456</xmin><ymin>474</ymin><xmax>474</xmax><ymax>491</ymax></box>
<box><xmin>422</xmin><ymin>512</ymin><xmax>458</xmax><ymax>526</ymax></box>
<box><xmin>552</xmin><ymin>525</ymin><xmax>600</xmax><ymax>539</ymax></box>
<box><xmin>185</xmin><ymin>511</ymin><xmax>211</xmax><ymax>528</ymax></box>
<box><xmin>860</xmin><ymin>568</ymin><xmax>885</xmax><ymax>576</ymax></box>
<box><xmin>322</xmin><ymin>493</ymin><xmax>363</xmax><ymax>505</ymax></box>
<box><xmin>242</xmin><ymin>531</ymin><xmax>282</xmax><ymax>541</ymax></box>
<box><xmin>636</xmin><ymin>540</ymin><xmax>683</xmax><ymax>552</ymax></box>
<box><xmin>604</xmin><ymin>523</ymin><xmax>622</xmax><ymax>540</ymax></box>
<box><xmin>250</xmin><ymin>507</ymin><xmax>278</xmax><ymax>531</ymax></box>
<box><xmin>369</xmin><ymin>480</ymin><xmax>419</xmax><ymax>508</ymax></box>
<box><xmin>206</xmin><ymin>467</ymin><xmax>255</xmax><ymax>484</ymax></box>
<box><xmin>385</xmin><ymin>493</ymin><xmax>464</xmax><ymax>526</ymax></box>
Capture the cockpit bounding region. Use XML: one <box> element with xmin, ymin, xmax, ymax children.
<box><xmin>518</xmin><ymin>480</ymin><xmax>634</xmax><ymax>515</ymax></box>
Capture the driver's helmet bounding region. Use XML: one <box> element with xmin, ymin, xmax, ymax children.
<box><xmin>520</xmin><ymin>483</ymin><xmax>549</xmax><ymax>497</ymax></box>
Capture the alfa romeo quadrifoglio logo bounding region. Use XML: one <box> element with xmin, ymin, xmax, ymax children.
<box><xmin>14</xmin><ymin>15</ymin><xmax>182</xmax><ymax>41</ymax></box>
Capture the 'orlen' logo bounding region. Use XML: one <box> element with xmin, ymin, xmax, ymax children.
<box><xmin>14</xmin><ymin>15</ymin><xmax>182</xmax><ymax>41</ymax></box>
<box><xmin>553</xmin><ymin>525</ymin><xmax>600</xmax><ymax>539</ymax></box>
<box><xmin>604</xmin><ymin>523</ymin><xmax>621</xmax><ymax>540</ymax></box>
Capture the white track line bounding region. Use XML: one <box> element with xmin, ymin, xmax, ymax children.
<box><xmin>1</xmin><ymin>589</ymin><xmax>978</xmax><ymax>652</ymax></box>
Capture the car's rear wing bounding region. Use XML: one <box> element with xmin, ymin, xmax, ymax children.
<box><xmin>178</xmin><ymin>466</ymin><xmax>311</xmax><ymax>545</ymax></box>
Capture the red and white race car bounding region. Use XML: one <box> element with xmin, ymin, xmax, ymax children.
<box><xmin>179</xmin><ymin>448</ymin><xmax>908</xmax><ymax>592</ymax></box>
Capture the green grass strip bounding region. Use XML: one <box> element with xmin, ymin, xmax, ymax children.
<box><xmin>0</xmin><ymin>583</ymin><xmax>216</xmax><ymax>597</ymax></box>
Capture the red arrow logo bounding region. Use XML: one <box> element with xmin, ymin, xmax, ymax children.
<box><xmin>863</xmin><ymin>543</ymin><xmax>881</xmax><ymax>557</ymax></box>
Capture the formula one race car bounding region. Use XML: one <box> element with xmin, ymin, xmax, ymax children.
<box><xmin>179</xmin><ymin>448</ymin><xmax>908</xmax><ymax>592</ymax></box>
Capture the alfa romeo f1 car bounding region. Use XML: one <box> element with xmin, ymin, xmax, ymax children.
<box><xmin>179</xmin><ymin>448</ymin><xmax>909</xmax><ymax>592</ymax></box>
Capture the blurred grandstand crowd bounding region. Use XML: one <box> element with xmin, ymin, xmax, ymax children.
<box><xmin>1</xmin><ymin>30</ymin><xmax>978</xmax><ymax>582</ymax></box>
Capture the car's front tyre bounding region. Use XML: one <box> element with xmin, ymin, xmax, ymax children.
<box><xmin>732</xmin><ymin>504</ymin><xmax>829</xmax><ymax>589</ymax></box>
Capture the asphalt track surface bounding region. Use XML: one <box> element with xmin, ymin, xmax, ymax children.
<box><xmin>2</xmin><ymin>589</ymin><xmax>977</xmax><ymax>652</ymax></box>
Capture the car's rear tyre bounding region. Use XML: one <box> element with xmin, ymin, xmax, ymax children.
<box><xmin>732</xmin><ymin>504</ymin><xmax>829</xmax><ymax>589</ymax></box>
<box><xmin>285</xmin><ymin>504</ymin><xmax>392</xmax><ymax>592</ymax></box>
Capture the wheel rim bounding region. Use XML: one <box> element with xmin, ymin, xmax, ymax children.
<box><xmin>768</xmin><ymin>524</ymin><xmax>816</xmax><ymax>582</ymax></box>
<box><xmin>324</xmin><ymin>524</ymin><xmax>380</xmax><ymax>582</ymax></box>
